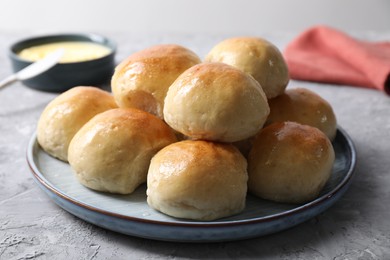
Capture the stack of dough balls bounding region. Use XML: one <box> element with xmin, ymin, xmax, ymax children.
<box><xmin>111</xmin><ymin>44</ymin><xmax>201</xmax><ymax>119</ymax></box>
<box><xmin>37</xmin><ymin>86</ymin><xmax>118</xmax><ymax>162</ymax></box>
<box><xmin>205</xmin><ymin>37</ymin><xmax>289</xmax><ymax>99</ymax></box>
<box><xmin>266</xmin><ymin>88</ymin><xmax>337</xmax><ymax>140</ymax></box>
<box><xmin>37</xmin><ymin>86</ymin><xmax>177</xmax><ymax>195</ymax></box>
<box><xmin>36</xmin><ymin>37</ymin><xmax>338</xmax><ymax>222</ymax></box>
<box><xmin>148</xmin><ymin>61</ymin><xmax>269</xmax><ymax>220</ymax></box>
<box><xmin>245</xmin><ymin>88</ymin><xmax>337</xmax><ymax>204</ymax></box>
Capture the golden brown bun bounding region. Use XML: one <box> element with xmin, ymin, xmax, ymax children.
<box><xmin>266</xmin><ymin>88</ymin><xmax>337</xmax><ymax>140</ymax></box>
<box><xmin>68</xmin><ymin>108</ymin><xmax>177</xmax><ymax>194</ymax></box>
<box><xmin>147</xmin><ymin>140</ymin><xmax>248</xmax><ymax>220</ymax></box>
<box><xmin>163</xmin><ymin>62</ymin><xmax>269</xmax><ymax>142</ymax></box>
<box><xmin>111</xmin><ymin>44</ymin><xmax>201</xmax><ymax>118</ymax></box>
<box><xmin>205</xmin><ymin>37</ymin><xmax>289</xmax><ymax>99</ymax></box>
<box><xmin>37</xmin><ymin>86</ymin><xmax>117</xmax><ymax>162</ymax></box>
<box><xmin>248</xmin><ymin>122</ymin><xmax>335</xmax><ymax>204</ymax></box>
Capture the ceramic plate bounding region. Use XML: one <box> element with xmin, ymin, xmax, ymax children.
<box><xmin>27</xmin><ymin>128</ymin><xmax>356</xmax><ymax>242</ymax></box>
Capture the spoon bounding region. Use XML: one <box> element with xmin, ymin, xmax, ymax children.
<box><xmin>0</xmin><ymin>48</ymin><xmax>64</xmax><ymax>90</ymax></box>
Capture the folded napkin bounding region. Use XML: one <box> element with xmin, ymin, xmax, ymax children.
<box><xmin>284</xmin><ymin>25</ymin><xmax>390</xmax><ymax>95</ymax></box>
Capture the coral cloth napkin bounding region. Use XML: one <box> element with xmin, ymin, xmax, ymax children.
<box><xmin>284</xmin><ymin>26</ymin><xmax>390</xmax><ymax>95</ymax></box>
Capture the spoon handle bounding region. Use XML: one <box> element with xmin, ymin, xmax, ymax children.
<box><xmin>0</xmin><ymin>74</ymin><xmax>17</xmax><ymax>90</ymax></box>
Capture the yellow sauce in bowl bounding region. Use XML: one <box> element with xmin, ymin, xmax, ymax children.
<box><xmin>18</xmin><ymin>41</ymin><xmax>112</xmax><ymax>63</ymax></box>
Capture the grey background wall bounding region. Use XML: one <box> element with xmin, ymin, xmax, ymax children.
<box><xmin>1</xmin><ymin>0</ymin><xmax>389</xmax><ymax>34</ymax></box>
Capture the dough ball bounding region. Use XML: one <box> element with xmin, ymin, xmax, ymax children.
<box><xmin>266</xmin><ymin>88</ymin><xmax>337</xmax><ymax>140</ymax></box>
<box><xmin>147</xmin><ymin>140</ymin><xmax>248</xmax><ymax>221</ymax></box>
<box><xmin>68</xmin><ymin>108</ymin><xmax>177</xmax><ymax>194</ymax></box>
<box><xmin>37</xmin><ymin>86</ymin><xmax>117</xmax><ymax>162</ymax></box>
<box><xmin>163</xmin><ymin>62</ymin><xmax>269</xmax><ymax>142</ymax></box>
<box><xmin>248</xmin><ymin>121</ymin><xmax>335</xmax><ymax>204</ymax></box>
<box><xmin>111</xmin><ymin>44</ymin><xmax>201</xmax><ymax>118</ymax></box>
<box><xmin>205</xmin><ymin>37</ymin><xmax>289</xmax><ymax>99</ymax></box>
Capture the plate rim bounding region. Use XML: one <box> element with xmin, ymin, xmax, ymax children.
<box><xmin>26</xmin><ymin>127</ymin><xmax>357</xmax><ymax>228</ymax></box>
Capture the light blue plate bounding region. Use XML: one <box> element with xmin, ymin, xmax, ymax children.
<box><xmin>26</xmin><ymin>128</ymin><xmax>356</xmax><ymax>242</ymax></box>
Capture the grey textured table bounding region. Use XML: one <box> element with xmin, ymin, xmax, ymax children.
<box><xmin>1</xmin><ymin>31</ymin><xmax>389</xmax><ymax>260</ymax></box>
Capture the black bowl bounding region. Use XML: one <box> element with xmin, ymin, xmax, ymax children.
<box><xmin>9</xmin><ymin>33</ymin><xmax>116</xmax><ymax>92</ymax></box>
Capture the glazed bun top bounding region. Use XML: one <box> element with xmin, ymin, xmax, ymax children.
<box><xmin>163</xmin><ymin>62</ymin><xmax>270</xmax><ymax>142</ymax></box>
<box><xmin>205</xmin><ymin>37</ymin><xmax>289</xmax><ymax>99</ymax></box>
<box><xmin>111</xmin><ymin>44</ymin><xmax>201</xmax><ymax>118</ymax></box>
